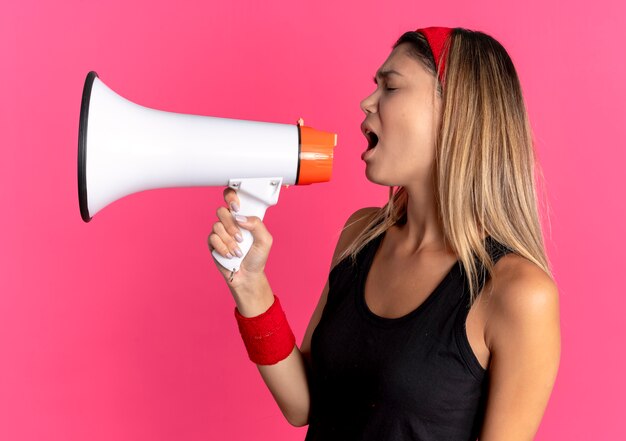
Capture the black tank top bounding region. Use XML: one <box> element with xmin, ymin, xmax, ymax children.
<box><xmin>305</xmin><ymin>229</ymin><xmax>513</xmax><ymax>441</ymax></box>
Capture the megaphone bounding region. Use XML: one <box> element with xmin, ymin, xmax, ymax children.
<box><xmin>78</xmin><ymin>71</ymin><xmax>337</xmax><ymax>273</ymax></box>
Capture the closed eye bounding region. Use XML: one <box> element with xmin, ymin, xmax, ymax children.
<box><xmin>373</xmin><ymin>77</ymin><xmax>397</xmax><ymax>92</ymax></box>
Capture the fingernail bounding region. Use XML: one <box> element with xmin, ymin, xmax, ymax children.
<box><xmin>234</xmin><ymin>247</ymin><xmax>243</xmax><ymax>258</ymax></box>
<box><xmin>235</xmin><ymin>233</ymin><xmax>243</xmax><ymax>243</ymax></box>
<box><xmin>235</xmin><ymin>214</ymin><xmax>247</xmax><ymax>223</ymax></box>
<box><xmin>226</xmin><ymin>252</ymin><xmax>233</xmax><ymax>259</ymax></box>
<box><xmin>230</xmin><ymin>201</ymin><xmax>240</xmax><ymax>212</ymax></box>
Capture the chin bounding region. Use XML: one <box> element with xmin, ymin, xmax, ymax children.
<box><xmin>364</xmin><ymin>169</ymin><xmax>398</xmax><ymax>187</ymax></box>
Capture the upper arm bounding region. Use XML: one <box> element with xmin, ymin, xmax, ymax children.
<box><xmin>299</xmin><ymin>207</ymin><xmax>379</xmax><ymax>362</ymax></box>
<box><xmin>479</xmin><ymin>260</ymin><xmax>561</xmax><ymax>440</ymax></box>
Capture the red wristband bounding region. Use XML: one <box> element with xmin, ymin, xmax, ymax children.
<box><xmin>234</xmin><ymin>294</ymin><xmax>296</xmax><ymax>365</ymax></box>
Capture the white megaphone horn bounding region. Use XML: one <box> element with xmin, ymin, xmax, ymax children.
<box><xmin>78</xmin><ymin>71</ymin><xmax>337</xmax><ymax>273</ymax></box>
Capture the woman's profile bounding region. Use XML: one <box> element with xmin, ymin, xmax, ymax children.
<box><xmin>209</xmin><ymin>26</ymin><xmax>561</xmax><ymax>441</ymax></box>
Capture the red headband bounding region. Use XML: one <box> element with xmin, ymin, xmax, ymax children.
<box><xmin>415</xmin><ymin>26</ymin><xmax>454</xmax><ymax>88</ymax></box>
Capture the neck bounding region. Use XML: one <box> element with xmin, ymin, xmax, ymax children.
<box><xmin>392</xmin><ymin>179</ymin><xmax>451</xmax><ymax>258</ymax></box>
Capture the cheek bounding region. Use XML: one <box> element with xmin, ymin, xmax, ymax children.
<box><xmin>395</xmin><ymin>112</ymin><xmax>433</xmax><ymax>148</ymax></box>
<box><xmin>393</xmin><ymin>117</ymin><xmax>437</xmax><ymax>169</ymax></box>
<box><xmin>380</xmin><ymin>94</ymin><xmax>437</xmax><ymax>149</ymax></box>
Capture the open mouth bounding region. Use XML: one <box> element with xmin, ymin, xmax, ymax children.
<box><xmin>366</xmin><ymin>131</ymin><xmax>379</xmax><ymax>150</ymax></box>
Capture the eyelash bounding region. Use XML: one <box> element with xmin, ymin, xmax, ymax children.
<box><xmin>373</xmin><ymin>81</ymin><xmax>397</xmax><ymax>92</ymax></box>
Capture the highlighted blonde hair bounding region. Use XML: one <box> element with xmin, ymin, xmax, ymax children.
<box><xmin>336</xmin><ymin>27</ymin><xmax>553</xmax><ymax>305</ymax></box>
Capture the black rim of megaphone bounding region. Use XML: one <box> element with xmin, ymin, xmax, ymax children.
<box><xmin>78</xmin><ymin>71</ymin><xmax>98</xmax><ymax>223</ymax></box>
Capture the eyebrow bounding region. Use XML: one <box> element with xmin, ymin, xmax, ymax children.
<box><xmin>373</xmin><ymin>69</ymin><xmax>403</xmax><ymax>84</ymax></box>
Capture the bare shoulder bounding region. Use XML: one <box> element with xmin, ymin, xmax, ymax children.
<box><xmin>485</xmin><ymin>254</ymin><xmax>560</xmax><ymax>345</ymax></box>
<box><xmin>331</xmin><ymin>206</ymin><xmax>380</xmax><ymax>268</ymax></box>
<box><xmin>479</xmin><ymin>253</ymin><xmax>561</xmax><ymax>439</ymax></box>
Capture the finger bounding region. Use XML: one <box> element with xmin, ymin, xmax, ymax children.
<box><xmin>208</xmin><ymin>231</ymin><xmax>235</xmax><ymax>259</ymax></box>
<box><xmin>223</xmin><ymin>187</ymin><xmax>240</xmax><ymax>212</ymax></box>
<box><xmin>207</xmin><ymin>236</ymin><xmax>234</xmax><ymax>275</ymax></box>
<box><xmin>212</xmin><ymin>221</ymin><xmax>243</xmax><ymax>257</ymax></box>
<box><xmin>234</xmin><ymin>215</ymin><xmax>272</xmax><ymax>247</ymax></box>
<box><xmin>216</xmin><ymin>206</ymin><xmax>244</xmax><ymax>243</ymax></box>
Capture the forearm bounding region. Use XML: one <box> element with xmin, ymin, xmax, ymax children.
<box><xmin>232</xmin><ymin>274</ymin><xmax>311</xmax><ymax>427</ymax></box>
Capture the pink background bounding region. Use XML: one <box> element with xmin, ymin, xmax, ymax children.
<box><xmin>2</xmin><ymin>0</ymin><xmax>625</xmax><ymax>439</ymax></box>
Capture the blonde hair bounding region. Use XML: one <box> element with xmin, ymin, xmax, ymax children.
<box><xmin>336</xmin><ymin>27</ymin><xmax>553</xmax><ymax>306</ymax></box>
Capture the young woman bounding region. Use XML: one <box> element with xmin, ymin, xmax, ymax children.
<box><xmin>208</xmin><ymin>26</ymin><xmax>561</xmax><ymax>441</ymax></box>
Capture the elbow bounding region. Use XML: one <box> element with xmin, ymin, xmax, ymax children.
<box><xmin>285</xmin><ymin>410</ymin><xmax>310</xmax><ymax>427</ymax></box>
<box><xmin>287</xmin><ymin>416</ymin><xmax>309</xmax><ymax>428</ymax></box>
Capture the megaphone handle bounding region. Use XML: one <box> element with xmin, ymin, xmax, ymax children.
<box><xmin>211</xmin><ymin>177</ymin><xmax>283</xmax><ymax>273</ymax></box>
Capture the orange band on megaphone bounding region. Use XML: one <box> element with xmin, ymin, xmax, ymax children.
<box><xmin>297</xmin><ymin>125</ymin><xmax>336</xmax><ymax>185</ymax></box>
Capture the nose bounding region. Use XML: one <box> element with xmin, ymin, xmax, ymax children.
<box><xmin>360</xmin><ymin>90</ymin><xmax>377</xmax><ymax>115</ymax></box>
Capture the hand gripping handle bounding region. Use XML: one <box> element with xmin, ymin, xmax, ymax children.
<box><xmin>212</xmin><ymin>177</ymin><xmax>283</xmax><ymax>273</ymax></box>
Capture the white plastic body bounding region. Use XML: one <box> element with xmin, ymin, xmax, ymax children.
<box><xmin>84</xmin><ymin>75</ymin><xmax>300</xmax><ymax>218</ymax></box>
<box><xmin>82</xmin><ymin>75</ymin><xmax>309</xmax><ymax>273</ymax></box>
